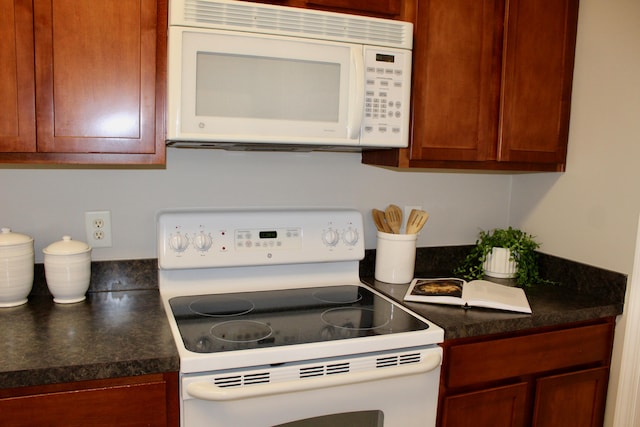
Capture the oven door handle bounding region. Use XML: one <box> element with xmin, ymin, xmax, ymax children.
<box><xmin>186</xmin><ymin>351</ymin><xmax>441</xmax><ymax>401</ymax></box>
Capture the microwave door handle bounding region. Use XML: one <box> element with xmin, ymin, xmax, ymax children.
<box><xmin>347</xmin><ymin>47</ymin><xmax>365</xmax><ymax>140</ymax></box>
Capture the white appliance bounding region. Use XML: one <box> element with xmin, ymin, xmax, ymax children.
<box><xmin>157</xmin><ymin>208</ymin><xmax>444</xmax><ymax>427</ymax></box>
<box><xmin>167</xmin><ymin>0</ymin><xmax>413</xmax><ymax>150</ymax></box>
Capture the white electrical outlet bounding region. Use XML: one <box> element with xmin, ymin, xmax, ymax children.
<box><xmin>85</xmin><ymin>211</ymin><xmax>112</xmax><ymax>248</ymax></box>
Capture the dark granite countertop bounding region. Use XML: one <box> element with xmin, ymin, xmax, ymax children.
<box><xmin>360</xmin><ymin>246</ymin><xmax>627</xmax><ymax>340</ymax></box>
<box><xmin>0</xmin><ymin>249</ymin><xmax>627</xmax><ymax>390</ymax></box>
<box><xmin>0</xmin><ymin>261</ymin><xmax>179</xmax><ymax>390</ymax></box>
<box><xmin>364</xmin><ymin>278</ymin><xmax>623</xmax><ymax>340</ymax></box>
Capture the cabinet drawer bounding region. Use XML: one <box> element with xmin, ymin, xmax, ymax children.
<box><xmin>445</xmin><ymin>322</ymin><xmax>614</xmax><ymax>389</ymax></box>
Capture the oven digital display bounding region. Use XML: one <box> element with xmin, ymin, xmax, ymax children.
<box><xmin>376</xmin><ymin>53</ymin><xmax>395</xmax><ymax>63</ymax></box>
<box><xmin>259</xmin><ymin>231</ymin><xmax>278</xmax><ymax>239</ymax></box>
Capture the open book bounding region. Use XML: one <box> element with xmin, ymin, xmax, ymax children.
<box><xmin>403</xmin><ymin>278</ymin><xmax>532</xmax><ymax>314</ymax></box>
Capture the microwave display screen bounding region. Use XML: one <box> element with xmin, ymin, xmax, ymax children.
<box><xmin>376</xmin><ymin>54</ymin><xmax>395</xmax><ymax>63</ymax></box>
<box><xmin>196</xmin><ymin>52</ymin><xmax>340</xmax><ymax>122</ymax></box>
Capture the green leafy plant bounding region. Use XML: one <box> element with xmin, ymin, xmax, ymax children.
<box><xmin>453</xmin><ymin>227</ymin><xmax>549</xmax><ymax>286</ymax></box>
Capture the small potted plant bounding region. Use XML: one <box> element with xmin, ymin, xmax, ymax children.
<box><xmin>454</xmin><ymin>227</ymin><xmax>547</xmax><ymax>287</ymax></box>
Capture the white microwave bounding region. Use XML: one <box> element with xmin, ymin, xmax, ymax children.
<box><xmin>167</xmin><ymin>0</ymin><xmax>413</xmax><ymax>150</ymax></box>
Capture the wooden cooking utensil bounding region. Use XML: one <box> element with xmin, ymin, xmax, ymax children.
<box><xmin>372</xmin><ymin>209</ymin><xmax>393</xmax><ymax>233</ymax></box>
<box><xmin>406</xmin><ymin>209</ymin><xmax>429</xmax><ymax>234</ymax></box>
<box><xmin>384</xmin><ymin>204</ymin><xmax>403</xmax><ymax>234</ymax></box>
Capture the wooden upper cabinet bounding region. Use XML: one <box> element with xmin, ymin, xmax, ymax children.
<box><xmin>0</xmin><ymin>0</ymin><xmax>166</xmax><ymax>165</ymax></box>
<box><xmin>410</xmin><ymin>0</ymin><xmax>504</xmax><ymax>163</ymax></box>
<box><xmin>362</xmin><ymin>0</ymin><xmax>579</xmax><ymax>172</ymax></box>
<box><xmin>0</xmin><ymin>0</ymin><xmax>36</xmax><ymax>152</ymax></box>
<box><xmin>499</xmin><ymin>0</ymin><xmax>579</xmax><ymax>165</ymax></box>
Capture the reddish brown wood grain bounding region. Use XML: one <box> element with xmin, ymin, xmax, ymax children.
<box><xmin>362</xmin><ymin>0</ymin><xmax>578</xmax><ymax>172</ymax></box>
<box><xmin>0</xmin><ymin>0</ymin><xmax>166</xmax><ymax>165</ymax></box>
<box><xmin>0</xmin><ymin>373</ymin><xmax>179</xmax><ymax>427</ymax></box>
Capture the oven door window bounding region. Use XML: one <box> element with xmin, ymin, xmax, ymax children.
<box><xmin>275</xmin><ymin>411</ymin><xmax>383</xmax><ymax>427</ymax></box>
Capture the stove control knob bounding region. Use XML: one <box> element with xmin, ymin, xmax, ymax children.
<box><xmin>169</xmin><ymin>232</ymin><xmax>189</xmax><ymax>253</ymax></box>
<box><xmin>322</xmin><ymin>228</ymin><xmax>340</xmax><ymax>247</ymax></box>
<box><xmin>193</xmin><ymin>231</ymin><xmax>213</xmax><ymax>252</ymax></box>
<box><xmin>342</xmin><ymin>227</ymin><xmax>360</xmax><ymax>246</ymax></box>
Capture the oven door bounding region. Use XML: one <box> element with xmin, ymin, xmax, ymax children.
<box><xmin>181</xmin><ymin>345</ymin><xmax>442</xmax><ymax>427</ymax></box>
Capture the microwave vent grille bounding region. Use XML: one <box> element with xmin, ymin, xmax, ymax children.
<box><xmin>179</xmin><ymin>0</ymin><xmax>412</xmax><ymax>49</ymax></box>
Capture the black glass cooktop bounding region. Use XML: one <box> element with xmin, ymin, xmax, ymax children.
<box><xmin>169</xmin><ymin>285</ymin><xmax>430</xmax><ymax>354</ymax></box>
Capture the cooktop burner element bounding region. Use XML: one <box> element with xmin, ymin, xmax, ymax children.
<box><xmin>210</xmin><ymin>320</ymin><xmax>273</xmax><ymax>343</ymax></box>
<box><xmin>313</xmin><ymin>289</ymin><xmax>362</xmax><ymax>304</ymax></box>
<box><xmin>189</xmin><ymin>296</ymin><xmax>255</xmax><ymax>317</ymax></box>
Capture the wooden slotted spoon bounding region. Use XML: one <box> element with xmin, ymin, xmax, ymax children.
<box><xmin>406</xmin><ymin>209</ymin><xmax>429</xmax><ymax>234</ymax></box>
<box><xmin>372</xmin><ymin>209</ymin><xmax>393</xmax><ymax>233</ymax></box>
<box><xmin>384</xmin><ymin>204</ymin><xmax>403</xmax><ymax>234</ymax></box>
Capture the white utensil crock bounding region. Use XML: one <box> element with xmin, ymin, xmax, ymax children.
<box><xmin>375</xmin><ymin>231</ymin><xmax>418</xmax><ymax>284</ymax></box>
<box><xmin>0</xmin><ymin>228</ymin><xmax>34</xmax><ymax>307</ymax></box>
<box><xmin>43</xmin><ymin>236</ymin><xmax>92</xmax><ymax>304</ymax></box>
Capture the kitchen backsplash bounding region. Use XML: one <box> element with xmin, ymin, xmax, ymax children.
<box><xmin>28</xmin><ymin>246</ymin><xmax>627</xmax><ymax>306</ymax></box>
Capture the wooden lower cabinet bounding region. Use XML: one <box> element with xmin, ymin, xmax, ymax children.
<box><xmin>441</xmin><ymin>382</ymin><xmax>528</xmax><ymax>427</ymax></box>
<box><xmin>0</xmin><ymin>372</ymin><xmax>179</xmax><ymax>427</ymax></box>
<box><xmin>532</xmin><ymin>367</ymin><xmax>609</xmax><ymax>427</ymax></box>
<box><xmin>437</xmin><ymin>318</ymin><xmax>615</xmax><ymax>427</ymax></box>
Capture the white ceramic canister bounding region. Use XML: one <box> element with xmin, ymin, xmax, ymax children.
<box><xmin>0</xmin><ymin>228</ymin><xmax>34</xmax><ymax>307</ymax></box>
<box><xmin>43</xmin><ymin>236</ymin><xmax>92</xmax><ymax>304</ymax></box>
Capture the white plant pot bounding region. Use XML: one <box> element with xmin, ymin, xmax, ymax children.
<box><xmin>483</xmin><ymin>247</ymin><xmax>517</xmax><ymax>278</ymax></box>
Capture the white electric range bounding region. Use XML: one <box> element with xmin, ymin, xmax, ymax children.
<box><xmin>157</xmin><ymin>208</ymin><xmax>444</xmax><ymax>427</ymax></box>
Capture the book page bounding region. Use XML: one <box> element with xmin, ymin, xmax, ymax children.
<box><xmin>404</xmin><ymin>278</ymin><xmax>465</xmax><ymax>305</ymax></box>
<box><xmin>463</xmin><ymin>280</ymin><xmax>532</xmax><ymax>314</ymax></box>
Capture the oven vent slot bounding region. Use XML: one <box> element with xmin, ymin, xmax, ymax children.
<box><xmin>214</xmin><ymin>372</ymin><xmax>270</xmax><ymax>388</ymax></box>
<box><xmin>299</xmin><ymin>362</ymin><xmax>350</xmax><ymax>378</ymax></box>
<box><xmin>376</xmin><ymin>352</ymin><xmax>422</xmax><ymax>368</ymax></box>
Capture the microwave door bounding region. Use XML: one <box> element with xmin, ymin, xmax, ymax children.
<box><xmin>168</xmin><ymin>28</ymin><xmax>364</xmax><ymax>146</ymax></box>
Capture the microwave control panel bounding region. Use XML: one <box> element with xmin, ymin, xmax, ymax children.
<box><xmin>362</xmin><ymin>47</ymin><xmax>412</xmax><ymax>147</ymax></box>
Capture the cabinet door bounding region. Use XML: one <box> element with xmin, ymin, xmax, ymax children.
<box><xmin>499</xmin><ymin>0</ymin><xmax>579</xmax><ymax>165</ymax></box>
<box><xmin>0</xmin><ymin>0</ymin><xmax>36</xmax><ymax>152</ymax></box>
<box><xmin>440</xmin><ymin>382</ymin><xmax>527</xmax><ymax>427</ymax></box>
<box><xmin>33</xmin><ymin>0</ymin><xmax>165</xmax><ymax>161</ymax></box>
<box><xmin>532</xmin><ymin>367</ymin><xmax>609</xmax><ymax>427</ymax></box>
<box><xmin>0</xmin><ymin>373</ymin><xmax>178</xmax><ymax>427</ymax></box>
<box><xmin>362</xmin><ymin>0</ymin><xmax>578</xmax><ymax>171</ymax></box>
<box><xmin>410</xmin><ymin>0</ymin><xmax>504</xmax><ymax>163</ymax></box>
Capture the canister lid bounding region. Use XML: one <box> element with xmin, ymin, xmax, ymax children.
<box><xmin>43</xmin><ymin>236</ymin><xmax>91</xmax><ymax>255</ymax></box>
<box><xmin>0</xmin><ymin>228</ymin><xmax>33</xmax><ymax>246</ymax></box>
